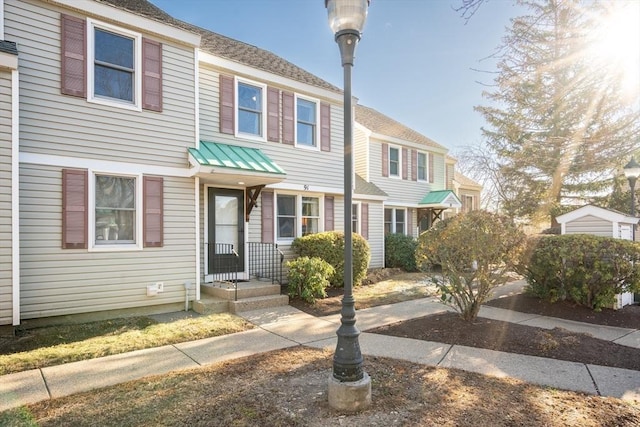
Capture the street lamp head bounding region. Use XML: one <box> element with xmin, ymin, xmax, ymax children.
<box><xmin>623</xmin><ymin>157</ymin><xmax>640</xmax><ymax>180</ymax></box>
<box><xmin>325</xmin><ymin>0</ymin><xmax>369</xmax><ymax>37</ymax></box>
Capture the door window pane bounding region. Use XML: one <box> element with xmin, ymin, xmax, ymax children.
<box><xmin>215</xmin><ymin>195</ymin><xmax>238</xmax><ymax>252</ymax></box>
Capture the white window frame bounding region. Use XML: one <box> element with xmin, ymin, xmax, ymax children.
<box><xmin>275</xmin><ymin>192</ymin><xmax>324</xmax><ymax>243</ymax></box>
<box><xmin>388</xmin><ymin>145</ymin><xmax>401</xmax><ymax>178</ymax></box>
<box><xmin>235</xmin><ymin>77</ymin><xmax>267</xmax><ymax>141</ymax></box>
<box><xmin>88</xmin><ymin>170</ymin><xmax>143</xmax><ymax>252</ymax></box>
<box><xmin>352</xmin><ymin>202</ymin><xmax>361</xmax><ymax>235</ymax></box>
<box><xmin>294</xmin><ymin>94</ymin><xmax>320</xmax><ymax>150</ymax></box>
<box><xmin>87</xmin><ymin>18</ymin><xmax>142</xmax><ymax>111</ymax></box>
<box><xmin>417</xmin><ymin>151</ymin><xmax>428</xmax><ymax>182</ymax></box>
<box><xmin>384</xmin><ymin>207</ymin><xmax>406</xmax><ymax>235</ymax></box>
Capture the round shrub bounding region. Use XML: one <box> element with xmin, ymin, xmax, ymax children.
<box><xmin>416</xmin><ymin>210</ymin><xmax>526</xmax><ymax>321</ymax></box>
<box><xmin>285</xmin><ymin>257</ymin><xmax>334</xmax><ymax>304</ymax></box>
<box><xmin>522</xmin><ymin>234</ymin><xmax>640</xmax><ymax>310</ymax></box>
<box><xmin>385</xmin><ymin>233</ymin><xmax>418</xmax><ymax>271</ymax></box>
<box><xmin>291</xmin><ymin>231</ymin><xmax>371</xmax><ymax>287</ymax></box>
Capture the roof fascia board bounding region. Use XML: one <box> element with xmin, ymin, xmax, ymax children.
<box><xmin>48</xmin><ymin>0</ymin><xmax>201</xmax><ymax>46</ymax></box>
<box><xmin>354</xmin><ymin>194</ymin><xmax>387</xmax><ymax>201</ymax></box>
<box><xmin>557</xmin><ymin>205</ymin><xmax>638</xmax><ymax>224</ymax></box>
<box><xmin>199</xmin><ymin>51</ymin><xmax>343</xmax><ymax>103</ymax></box>
<box><xmin>0</xmin><ymin>51</ymin><xmax>18</xmax><ymax>70</ymax></box>
<box><xmin>368</xmin><ymin>132</ymin><xmax>448</xmax><ymax>155</ymax></box>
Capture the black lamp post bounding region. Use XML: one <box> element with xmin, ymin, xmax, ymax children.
<box><xmin>325</xmin><ymin>0</ymin><xmax>371</xmax><ymax>411</ymax></box>
<box><xmin>623</xmin><ymin>157</ymin><xmax>640</xmax><ymax>240</ymax></box>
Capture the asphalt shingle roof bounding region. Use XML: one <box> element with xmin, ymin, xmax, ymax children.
<box><xmin>97</xmin><ymin>0</ymin><xmax>341</xmax><ymax>93</ymax></box>
<box><xmin>355</xmin><ymin>104</ymin><xmax>446</xmax><ymax>151</ymax></box>
<box><xmin>454</xmin><ymin>171</ymin><xmax>482</xmax><ymax>189</ymax></box>
<box><xmin>0</xmin><ymin>41</ymin><xmax>18</xmax><ymax>56</ymax></box>
<box><xmin>355</xmin><ymin>174</ymin><xmax>388</xmax><ymax>197</ymax></box>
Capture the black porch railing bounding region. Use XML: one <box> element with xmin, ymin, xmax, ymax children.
<box><xmin>209</xmin><ymin>243</ymin><xmax>239</xmax><ymax>300</ymax></box>
<box><xmin>248</xmin><ymin>242</ymin><xmax>284</xmax><ymax>285</ymax></box>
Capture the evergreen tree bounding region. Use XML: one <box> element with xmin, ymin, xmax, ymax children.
<box><xmin>476</xmin><ymin>0</ymin><xmax>640</xmax><ymax>225</ymax></box>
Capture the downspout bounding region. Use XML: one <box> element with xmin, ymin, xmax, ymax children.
<box><xmin>194</xmin><ymin>47</ymin><xmax>201</xmax><ymax>303</ymax></box>
<box><xmin>11</xmin><ymin>68</ymin><xmax>20</xmax><ymax>325</ymax></box>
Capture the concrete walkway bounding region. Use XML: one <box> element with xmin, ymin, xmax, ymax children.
<box><xmin>1</xmin><ymin>294</ymin><xmax>639</xmax><ymax>412</ymax></box>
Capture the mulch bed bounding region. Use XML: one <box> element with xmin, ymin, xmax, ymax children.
<box><xmin>485</xmin><ymin>293</ymin><xmax>640</xmax><ymax>329</ymax></box>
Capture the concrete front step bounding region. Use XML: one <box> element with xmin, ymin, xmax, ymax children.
<box><xmin>229</xmin><ymin>294</ymin><xmax>289</xmax><ymax>314</ymax></box>
<box><xmin>202</xmin><ymin>281</ymin><xmax>281</xmax><ymax>301</ymax></box>
<box><xmin>192</xmin><ymin>296</ymin><xmax>229</xmax><ymax>315</ymax></box>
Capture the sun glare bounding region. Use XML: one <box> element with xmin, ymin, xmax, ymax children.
<box><xmin>587</xmin><ymin>2</ymin><xmax>640</xmax><ymax>96</ymax></box>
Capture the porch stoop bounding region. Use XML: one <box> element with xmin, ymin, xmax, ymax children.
<box><xmin>193</xmin><ymin>280</ymin><xmax>289</xmax><ymax>314</ymax></box>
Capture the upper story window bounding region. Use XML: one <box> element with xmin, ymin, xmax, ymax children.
<box><xmin>417</xmin><ymin>152</ymin><xmax>427</xmax><ymax>181</ymax></box>
<box><xmin>462</xmin><ymin>195</ymin><xmax>475</xmax><ymax>213</ymax></box>
<box><xmin>296</xmin><ymin>96</ymin><xmax>319</xmax><ymax>148</ymax></box>
<box><xmin>87</xmin><ymin>19</ymin><xmax>142</xmax><ymax>110</ymax></box>
<box><xmin>389</xmin><ymin>146</ymin><xmax>400</xmax><ymax>178</ymax></box>
<box><xmin>237</xmin><ymin>80</ymin><xmax>265</xmax><ymax>138</ymax></box>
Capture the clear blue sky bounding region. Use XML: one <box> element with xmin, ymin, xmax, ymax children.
<box><xmin>151</xmin><ymin>0</ymin><xmax>525</xmax><ymax>153</ymax></box>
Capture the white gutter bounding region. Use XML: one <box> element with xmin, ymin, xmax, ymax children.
<box><xmin>194</xmin><ymin>48</ymin><xmax>201</xmax><ymax>302</ymax></box>
<box><xmin>11</xmin><ymin>69</ymin><xmax>20</xmax><ymax>325</ymax></box>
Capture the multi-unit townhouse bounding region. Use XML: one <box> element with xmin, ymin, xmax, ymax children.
<box><xmin>0</xmin><ymin>0</ymin><xmax>479</xmax><ymax>327</ymax></box>
<box><xmin>354</xmin><ymin>104</ymin><xmax>466</xmax><ymax>243</ymax></box>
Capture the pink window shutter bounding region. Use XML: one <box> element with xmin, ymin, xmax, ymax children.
<box><xmin>402</xmin><ymin>148</ymin><xmax>408</xmax><ymax>180</ymax></box>
<box><xmin>61</xmin><ymin>14</ymin><xmax>86</xmax><ymax>97</ymax></box>
<box><xmin>411</xmin><ymin>149</ymin><xmax>417</xmax><ymax>181</ymax></box>
<box><xmin>62</xmin><ymin>169</ymin><xmax>88</xmax><ymax>249</ymax></box>
<box><xmin>267</xmin><ymin>87</ymin><xmax>280</xmax><ymax>142</ymax></box>
<box><xmin>382</xmin><ymin>143</ymin><xmax>389</xmax><ymax>177</ymax></box>
<box><xmin>261</xmin><ymin>191</ymin><xmax>274</xmax><ymax>243</ymax></box>
<box><xmin>428</xmin><ymin>153</ymin><xmax>435</xmax><ymax>183</ymax></box>
<box><xmin>361</xmin><ymin>203</ymin><xmax>369</xmax><ymax>240</ymax></box>
<box><xmin>320</xmin><ymin>103</ymin><xmax>331</xmax><ymax>152</ymax></box>
<box><xmin>325</xmin><ymin>196</ymin><xmax>334</xmax><ymax>231</ymax></box>
<box><xmin>219</xmin><ymin>74</ymin><xmax>235</xmax><ymax>134</ymax></box>
<box><xmin>282</xmin><ymin>92</ymin><xmax>294</xmax><ymax>145</ymax></box>
<box><xmin>143</xmin><ymin>176</ymin><xmax>163</xmax><ymax>247</ymax></box>
<box><xmin>142</xmin><ymin>38</ymin><xmax>162</xmax><ymax>112</ymax></box>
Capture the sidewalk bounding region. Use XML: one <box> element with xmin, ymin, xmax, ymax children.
<box><xmin>1</xmin><ymin>295</ymin><xmax>639</xmax><ymax>412</ymax></box>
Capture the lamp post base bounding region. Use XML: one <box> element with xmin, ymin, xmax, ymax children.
<box><xmin>328</xmin><ymin>372</ymin><xmax>371</xmax><ymax>411</ymax></box>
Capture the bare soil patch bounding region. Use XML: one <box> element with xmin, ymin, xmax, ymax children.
<box><xmin>2</xmin><ymin>347</ymin><xmax>638</xmax><ymax>427</ymax></box>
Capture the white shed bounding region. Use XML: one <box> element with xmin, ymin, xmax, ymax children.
<box><xmin>556</xmin><ymin>205</ymin><xmax>638</xmax><ymax>240</ymax></box>
<box><xmin>556</xmin><ymin>205</ymin><xmax>639</xmax><ymax>308</ymax></box>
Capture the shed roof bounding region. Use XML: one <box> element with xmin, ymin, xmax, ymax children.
<box><xmin>556</xmin><ymin>205</ymin><xmax>638</xmax><ymax>225</ymax></box>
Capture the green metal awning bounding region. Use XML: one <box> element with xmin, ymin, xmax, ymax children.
<box><xmin>418</xmin><ymin>190</ymin><xmax>462</xmax><ymax>209</ymax></box>
<box><xmin>188</xmin><ymin>141</ymin><xmax>286</xmax><ymax>186</ymax></box>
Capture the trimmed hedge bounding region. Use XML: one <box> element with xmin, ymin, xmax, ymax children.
<box><xmin>385</xmin><ymin>233</ymin><xmax>418</xmax><ymax>272</ymax></box>
<box><xmin>521</xmin><ymin>234</ymin><xmax>640</xmax><ymax>311</ymax></box>
<box><xmin>291</xmin><ymin>231</ymin><xmax>371</xmax><ymax>287</ymax></box>
<box><xmin>285</xmin><ymin>256</ymin><xmax>334</xmax><ymax>303</ymax></box>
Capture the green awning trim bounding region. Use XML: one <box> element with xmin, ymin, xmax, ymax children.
<box><xmin>189</xmin><ymin>141</ymin><xmax>286</xmax><ymax>175</ymax></box>
<box><xmin>418</xmin><ymin>190</ymin><xmax>461</xmax><ymax>206</ymax></box>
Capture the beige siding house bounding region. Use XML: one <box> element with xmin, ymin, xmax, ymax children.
<box><xmin>2</xmin><ymin>0</ymin><xmax>478</xmax><ymax>325</ymax></box>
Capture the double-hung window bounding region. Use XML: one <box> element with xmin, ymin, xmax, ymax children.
<box><xmin>276</xmin><ymin>194</ymin><xmax>322</xmax><ymax>240</ymax></box>
<box><xmin>384</xmin><ymin>208</ymin><xmax>406</xmax><ymax>235</ymax></box>
<box><xmin>352</xmin><ymin>203</ymin><xmax>360</xmax><ymax>235</ymax></box>
<box><xmin>296</xmin><ymin>96</ymin><xmax>319</xmax><ymax>148</ymax></box>
<box><xmin>93</xmin><ymin>174</ymin><xmax>141</xmax><ymax>249</ymax></box>
<box><xmin>389</xmin><ymin>146</ymin><xmax>400</xmax><ymax>177</ymax></box>
<box><xmin>88</xmin><ymin>19</ymin><xmax>142</xmax><ymax>109</ymax></box>
<box><xmin>237</xmin><ymin>80</ymin><xmax>265</xmax><ymax>137</ymax></box>
<box><xmin>417</xmin><ymin>152</ymin><xmax>427</xmax><ymax>181</ymax></box>
<box><xmin>301</xmin><ymin>197</ymin><xmax>320</xmax><ymax>235</ymax></box>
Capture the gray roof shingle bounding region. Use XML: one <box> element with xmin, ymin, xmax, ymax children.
<box><xmin>0</xmin><ymin>40</ymin><xmax>18</xmax><ymax>56</ymax></box>
<box><xmin>355</xmin><ymin>104</ymin><xmax>446</xmax><ymax>151</ymax></box>
<box><xmin>355</xmin><ymin>174</ymin><xmax>387</xmax><ymax>197</ymax></box>
<box><xmin>96</xmin><ymin>0</ymin><xmax>341</xmax><ymax>93</ymax></box>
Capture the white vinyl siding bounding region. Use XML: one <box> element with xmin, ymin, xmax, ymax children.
<box><xmin>0</xmin><ymin>71</ymin><xmax>13</xmax><ymax>325</ymax></box>
<box><xmin>5</xmin><ymin>1</ymin><xmax>197</xmax><ymax>168</ymax></box>
<box><xmin>370</xmin><ymin>140</ymin><xmax>445</xmax><ymax>205</ymax></box>
<box><xmin>198</xmin><ymin>66</ymin><xmax>345</xmax><ymax>190</ymax></box>
<box><xmin>564</xmin><ymin>215</ymin><xmax>614</xmax><ymax>237</ymax></box>
<box><xmin>19</xmin><ymin>164</ymin><xmax>196</xmax><ymax>319</ymax></box>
